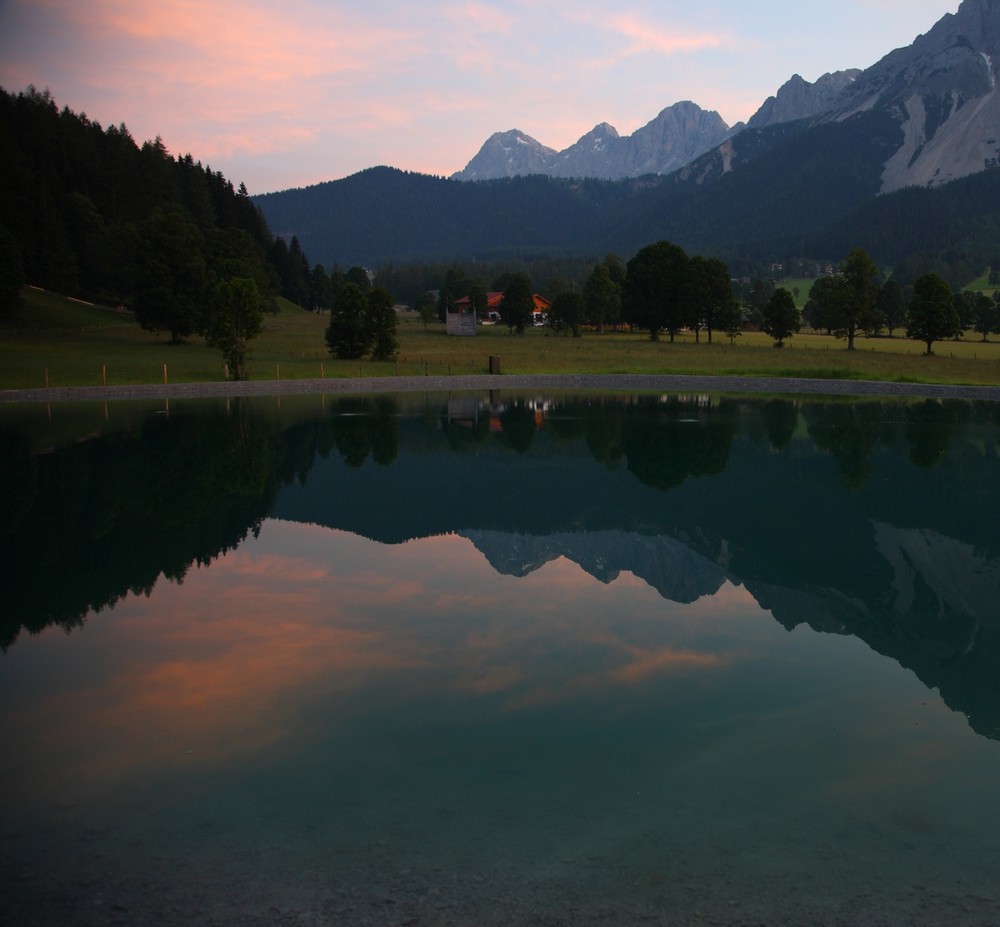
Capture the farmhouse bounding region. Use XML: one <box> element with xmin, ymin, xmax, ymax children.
<box><xmin>447</xmin><ymin>292</ymin><xmax>552</xmax><ymax>335</ymax></box>
<box><xmin>530</xmin><ymin>294</ymin><xmax>552</xmax><ymax>326</ymax></box>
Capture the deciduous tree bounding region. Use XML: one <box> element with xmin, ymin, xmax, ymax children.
<box><xmin>207</xmin><ymin>277</ymin><xmax>263</xmax><ymax>380</ymax></box>
<box><xmin>744</xmin><ymin>278</ymin><xmax>774</xmax><ymax>330</ymax></box>
<box><xmin>954</xmin><ymin>290</ymin><xmax>977</xmax><ymax>335</ymax></box>
<box><xmin>685</xmin><ymin>255</ymin><xmax>732</xmax><ymax>344</ymax></box>
<box><xmin>549</xmin><ymin>291</ymin><xmax>585</xmax><ymax>336</ymax></box>
<box><xmin>834</xmin><ymin>247</ymin><xmax>879</xmax><ymax>349</ymax></box>
<box><xmin>907</xmin><ymin>272</ymin><xmax>959</xmax><ymax>355</ymax></box>
<box><xmin>468</xmin><ymin>283</ymin><xmax>488</xmax><ymax>320</ymax></box>
<box><xmin>624</xmin><ymin>240</ymin><xmax>689</xmax><ymax>342</ymax></box>
<box><xmin>416</xmin><ymin>292</ymin><xmax>437</xmax><ymax>330</ymax></box>
<box><xmin>876</xmin><ymin>279</ymin><xmax>906</xmax><ymax>337</ymax></box>
<box><xmin>718</xmin><ymin>297</ymin><xmax>744</xmax><ymax>345</ymax></box>
<box><xmin>346</xmin><ymin>265</ymin><xmax>371</xmax><ymax>291</ymax></box>
<box><xmin>583</xmin><ymin>262</ymin><xmax>620</xmax><ymax>333</ymax></box>
<box><xmin>761</xmin><ymin>287</ymin><xmax>801</xmax><ymax>347</ymax></box>
<box><xmin>804</xmin><ymin>275</ymin><xmax>844</xmax><ymax>334</ymax></box>
<box><xmin>326</xmin><ymin>282</ymin><xmax>371</xmax><ymax>359</ymax></box>
<box><xmin>974</xmin><ymin>292</ymin><xmax>1000</xmax><ymax>341</ymax></box>
<box><xmin>500</xmin><ymin>273</ymin><xmax>533</xmax><ymax>334</ymax></box>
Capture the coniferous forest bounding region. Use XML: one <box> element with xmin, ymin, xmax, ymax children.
<box><xmin>0</xmin><ymin>86</ymin><xmax>314</xmax><ymax>327</ymax></box>
<box><xmin>254</xmin><ymin>117</ymin><xmax>1000</xmax><ymax>294</ymax></box>
<box><xmin>4</xmin><ymin>82</ymin><xmax>1000</xmax><ymax>336</ymax></box>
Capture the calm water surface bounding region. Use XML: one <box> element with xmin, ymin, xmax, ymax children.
<box><xmin>2</xmin><ymin>391</ymin><xmax>1000</xmax><ymax>926</ymax></box>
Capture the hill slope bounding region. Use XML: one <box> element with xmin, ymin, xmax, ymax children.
<box><xmin>253</xmin><ymin>0</ymin><xmax>1000</xmax><ymax>279</ymax></box>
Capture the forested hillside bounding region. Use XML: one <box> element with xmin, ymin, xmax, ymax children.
<box><xmin>804</xmin><ymin>167</ymin><xmax>1000</xmax><ymax>287</ymax></box>
<box><xmin>0</xmin><ymin>86</ymin><xmax>312</xmax><ymax>320</ymax></box>
<box><xmin>254</xmin><ymin>110</ymin><xmax>1000</xmax><ymax>290</ymax></box>
<box><xmin>624</xmin><ymin>112</ymin><xmax>900</xmax><ymax>259</ymax></box>
<box><xmin>254</xmin><ymin>167</ymin><xmax>647</xmax><ymax>267</ymax></box>
<box><xmin>5</xmin><ymin>81</ymin><xmax>999</xmax><ymax>327</ymax></box>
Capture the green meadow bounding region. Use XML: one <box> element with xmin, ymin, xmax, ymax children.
<box><xmin>3</xmin><ymin>287</ymin><xmax>1000</xmax><ymax>390</ymax></box>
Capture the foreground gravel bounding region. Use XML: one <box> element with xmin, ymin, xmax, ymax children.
<box><xmin>4</xmin><ymin>373</ymin><xmax>1000</xmax><ymax>403</ymax></box>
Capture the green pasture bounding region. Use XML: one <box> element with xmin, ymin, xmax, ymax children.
<box><xmin>780</xmin><ymin>275</ymin><xmax>996</xmax><ymax>307</ymax></box>
<box><xmin>3</xmin><ymin>288</ymin><xmax>1000</xmax><ymax>390</ymax></box>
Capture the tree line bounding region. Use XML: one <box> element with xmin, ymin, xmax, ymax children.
<box><xmin>3</xmin><ymin>86</ymin><xmax>994</xmax><ymax>374</ymax></box>
<box><xmin>381</xmin><ymin>239</ymin><xmax>997</xmax><ymax>358</ymax></box>
<box><xmin>766</xmin><ymin>245</ymin><xmax>995</xmax><ymax>355</ymax></box>
<box><xmin>7</xmin><ymin>388</ymin><xmax>997</xmax><ymax>649</ymax></box>
<box><xmin>392</xmin><ymin>245</ymin><xmax>742</xmax><ymax>343</ymax></box>
<box><xmin>251</xmin><ymin>119</ymin><xmax>1000</xmax><ymax>297</ymax></box>
<box><xmin>0</xmin><ymin>86</ymin><xmax>323</xmax><ymax>377</ymax></box>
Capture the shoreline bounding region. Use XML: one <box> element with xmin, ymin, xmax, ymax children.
<box><xmin>4</xmin><ymin>373</ymin><xmax>1000</xmax><ymax>403</ymax></box>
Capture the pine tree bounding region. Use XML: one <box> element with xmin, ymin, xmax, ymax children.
<box><xmin>368</xmin><ymin>287</ymin><xmax>399</xmax><ymax>360</ymax></box>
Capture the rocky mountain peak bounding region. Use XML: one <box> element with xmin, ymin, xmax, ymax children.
<box><xmin>453</xmin><ymin>101</ymin><xmax>736</xmax><ymax>181</ymax></box>
<box><xmin>447</xmin><ymin>2</ymin><xmax>1000</xmax><ymax>193</ymax></box>
<box><xmin>828</xmin><ymin>0</ymin><xmax>1000</xmax><ymax>190</ymax></box>
<box><xmin>623</xmin><ymin>101</ymin><xmax>739</xmax><ymax>176</ymax></box>
<box><xmin>453</xmin><ymin>129</ymin><xmax>557</xmax><ymax>181</ymax></box>
<box><xmin>747</xmin><ymin>69</ymin><xmax>861</xmax><ymax>128</ymax></box>
<box><xmin>587</xmin><ymin>122</ymin><xmax>620</xmax><ymax>139</ymax></box>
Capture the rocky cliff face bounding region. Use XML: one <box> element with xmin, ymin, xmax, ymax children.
<box><xmin>455</xmin><ymin>1</ymin><xmax>1000</xmax><ymax>194</ymax></box>
<box><xmin>457</xmin><ymin>520</ymin><xmax>1000</xmax><ymax>739</ymax></box>
<box><xmin>551</xmin><ymin>103</ymin><xmax>738</xmax><ymax>179</ymax></box>
<box><xmin>452</xmin><ymin>101</ymin><xmax>737</xmax><ymax>181</ymax></box>
<box><xmin>454</xmin><ymin>129</ymin><xmax>558</xmax><ymax>180</ymax></box>
<box><xmin>459</xmin><ymin>528</ymin><xmax>732</xmax><ymax>604</ymax></box>
<box><xmin>746</xmin><ymin>70</ymin><xmax>861</xmax><ymax>129</ymax></box>
<box><xmin>826</xmin><ymin>0</ymin><xmax>1000</xmax><ymax>190</ymax></box>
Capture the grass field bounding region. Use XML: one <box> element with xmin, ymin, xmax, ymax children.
<box><xmin>3</xmin><ymin>287</ymin><xmax>1000</xmax><ymax>390</ymax></box>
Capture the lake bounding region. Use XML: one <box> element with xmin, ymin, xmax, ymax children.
<box><xmin>2</xmin><ymin>389</ymin><xmax>1000</xmax><ymax>926</ymax></box>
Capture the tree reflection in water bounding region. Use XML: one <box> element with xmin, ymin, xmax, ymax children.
<box><xmin>2</xmin><ymin>391</ymin><xmax>1000</xmax><ymax>738</ymax></box>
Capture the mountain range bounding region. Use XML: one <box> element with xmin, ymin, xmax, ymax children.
<box><xmin>451</xmin><ymin>101</ymin><xmax>741</xmax><ymax>181</ymax></box>
<box><xmin>8</xmin><ymin>390</ymin><xmax>1000</xmax><ymax>740</ymax></box>
<box><xmin>253</xmin><ymin>0</ymin><xmax>1000</xmax><ymax>277</ymax></box>
<box><xmin>452</xmin><ymin>70</ymin><xmax>860</xmax><ymax>182</ymax></box>
<box><xmin>267</xmin><ymin>394</ymin><xmax>1000</xmax><ymax>741</ymax></box>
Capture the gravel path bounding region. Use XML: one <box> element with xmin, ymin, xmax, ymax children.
<box><xmin>4</xmin><ymin>373</ymin><xmax>1000</xmax><ymax>403</ymax></box>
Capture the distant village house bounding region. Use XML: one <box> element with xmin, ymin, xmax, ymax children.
<box><xmin>447</xmin><ymin>292</ymin><xmax>552</xmax><ymax>335</ymax></box>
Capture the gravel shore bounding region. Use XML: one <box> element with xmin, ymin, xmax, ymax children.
<box><xmin>4</xmin><ymin>373</ymin><xmax>1000</xmax><ymax>403</ymax></box>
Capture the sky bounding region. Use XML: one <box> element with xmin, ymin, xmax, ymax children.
<box><xmin>0</xmin><ymin>0</ymin><xmax>959</xmax><ymax>195</ymax></box>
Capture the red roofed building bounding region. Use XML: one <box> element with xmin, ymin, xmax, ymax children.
<box><xmin>448</xmin><ymin>292</ymin><xmax>551</xmax><ymax>334</ymax></box>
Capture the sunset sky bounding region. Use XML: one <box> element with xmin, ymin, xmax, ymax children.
<box><xmin>0</xmin><ymin>0</ymin><xmax>956</xmax><ymax>195</ymax></box>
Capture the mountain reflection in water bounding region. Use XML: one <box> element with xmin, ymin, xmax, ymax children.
<box><xmin>4</xmin><ymin>389</ymin><xmax>1000</xmax><ymax>926</ymax></box>
<box><xmin>3</xmin><ymin>390</ymin><xmax>1000</xmax><ymax>741</ymax></box>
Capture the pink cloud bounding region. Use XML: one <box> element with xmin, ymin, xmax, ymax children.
<box><xmin>91</xmin><ymin>0</ymin><xmax>406</xmax><ymax>81</ymax></box>
<box><xmin>566</xmin><ymin>8</ymin><xmax>734</xmax><ymax>72</ymax></box>
<box><xmin>609</xmin><ymin>644</ymin><xmax>727</xmax><ymax>684</ymax></box>
<box><xmin>2</xmin><ymin>0</ymin><xmax>424</xmax><ymax>169</ymax></box>
<box><xmin>0</xmin><ymin>0</ymin><xmax>956</xmax><ymax>191</ymax></box>
<box><xmin>605</xmin><ymin>12</ymin><xmax>731</xmax><ymax>57</ymax></box>
<box><xmin>4</xmin><ymin>526</ymin><xmax>768</xmax><ymax>799</ymax></box>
